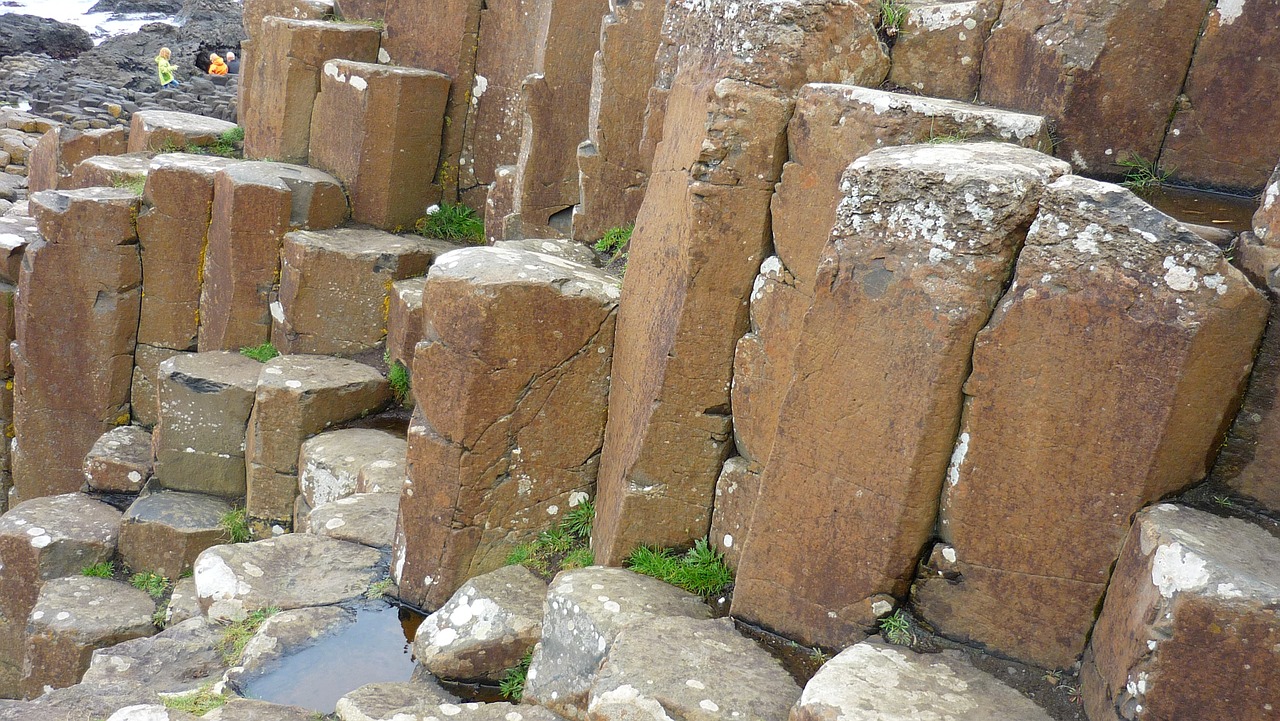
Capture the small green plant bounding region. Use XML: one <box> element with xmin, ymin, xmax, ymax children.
<box><xmin>1117</xmin><ymin>153</ymin><xmax>1172</xmax><ymax>194</ymax></box>
<box><xmin>220</xmin><ymin>508</ymin><xmax>250</xmax><ymax>543</ymax></box>
<box><xmin>504</xmin><ymin>497</ymin><xmax>597</xmax><ymax>578</ymax></box>
<box><xmin>220</xmin><ymin>126</ymin><xmax>245</xmax><ymax>144</ymax></box>
<box><xmin>239</xmin><ymin>342</ymin><xmax>280</xmax><ymax>363</ymax></box>
<box><xmin>626</xmin><ymin>539</ymin><xmax>734</xmax><ymax>597</ymax></box>
<box><xmin>82</xmin><ymin>561</ymin><xmax>115</xmax><ymax>579</ymax></box>
<box><xmin>879</xmin><ymin>609</ymin><xmax>912</xmax><ymax>645</ymax></box>
<box><xmin>561</xmin><ymin>547</ymin><xmax>595</xmax><ymax>570</ymax></box>
<box><xmin>561</xmin><ymin>499</ymin><xmax>595</xmax><ymax>539</ymax></box>
<box><xmin>878</xmin><ymin>0</ymin><xmax>909</xmax><ymax>36</ymax></box>
<box><xmin>928</xmin><ymin>132</ymin><xmax>971</xmax><ymax>145</ymax></box>
<box><xmin>217</xmin><ymin>606</ymin><xmax>281</xmax><ymax>666</ymax></box>
<box><xmin>388</xmin><ymin>360</ymin><xmax>411</xmax><ymax>405</ymax></box>
<box><xmin>365</xmin><ymin>577</ymin><xmax>396</xmax><ymax>599</ymax></box>
<box><xmin>504</xmin><ymin>544</ymin><xmax>534</xmax><ymax>566</ymax></box>
<box><xmin>626</xmin><ymin>545</ymin><xmax>683</xmax><ymax>582</ymax></box>
<box><xmin>595</xmin><ymin>225</ymin><xmax>632</xmax><ymax>259</ymax></box>
<box><xmin>112</xmin><ymin>176</ymin><xmax>146</xmax><ymax>195</ymax></box>
<box><xmin>1211</xmin><ymin>494</ymin><xmax>1235</xmax><ymax>508</ymax></box>
<box><xmin>161</xmin><ymin>683</ymin><xmax>227</xmax><ymax>715</ymax></box>
<box><xmin>498</xmin><ymin>651</ymin><xmax>533</xmax><ymax>701</ymax></box>
<box><xmin>152</xmin><ymin>605</ymin><xmax>169</xmax><ymax>629</ymax></box>
<box><xmin>131</xmin><ymin>571</ymin><xmax>170</xmax><ymax>599</ymax></box>
<box><xmin>415</xmin><ymin>203</ymin><xmax>485</xmax><ymax>244</ymax></box>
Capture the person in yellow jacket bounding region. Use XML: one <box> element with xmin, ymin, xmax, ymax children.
<box><xmin>155</xmin><ymin>47</ymin><xmax>178</xmax><ymax>87</ymax></box>
<box><xmin>207</xmin><ymin>53</ymin><xmax>228</xmax><ymax>76</ymax></box>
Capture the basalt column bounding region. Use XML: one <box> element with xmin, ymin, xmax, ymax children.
<box><xmin>591</xmin><ymin>0</ymin><xmax>889</xmax><ymax>564</ymax></box>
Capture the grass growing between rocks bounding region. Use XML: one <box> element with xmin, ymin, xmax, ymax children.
<box><xmin>504</xmin><ymin>499</ymin><xmax>595</xmax><ymax>579</ymax></box>
<box><xmin>877</xmin><ymin>0</ymin><xmax>909</xmax><ymax>38</ymax></box>
<box><xmin>217</xmin><ymin>606</ymin><xmax>281</xmax><ymax>666</ymax></box>
<box><xmin>416</xmin><ymin>203</ymin><xmax>485</xmax><ymax>244</ymax></box>
<box><xmin>384</xmin><ymin>349</ymin><xmax>411</xmax><ymax>405</ymax></box>
<box><xmin>112</xmin><ymin>176</ymin><xmax>146</xmax><ymax>195</ymax></box>
<box><xmin>220</xmin><ymin>507</ymin><xmax>251</xmax><ymax>543</ymax></box>
<box><xmin>595</xmin><ymin>225</ymin><xmax>631</xmax><ymax>276</ymax></box>
<box><xmin>82</xmin><ymin>561</ymin><xmax>114</xmax><ymax>578</ymax></box>
<box><xmin>161</xmin><ymin>682</ymin><xmax>227</xmax><ymax>715</ymax></box>
<box><xmin>498</xmin><ymin>650</ymin><xmax>533</xmax><ymax>701</ymax></box>
<box><xmin>1118</xmin><ymin>153</ymin><xmax>1172</xmax><ymax>194</ymax></box>
<box><xmin>625</xmin><ymin>538</ymin><xmax>733</xmax><ymax>598</ymax></box>
<box><xmin>131</xmin><ymin>571</ymin><xmax>170</xmax><ymax>599</ymax></box>
<box><xmin>879</xmin><ymin>609</ymin><xmax>912</xmax><ymax>645</ymax></box>
<box><xmin>239</xmin><ymin>342</ymin><xmax>279</xmax><ymax>363</ymax></box>
<box><xmin>365</xmin><ymin>577</ymin><xmax>396</xmax><ymax>599</ymax></box>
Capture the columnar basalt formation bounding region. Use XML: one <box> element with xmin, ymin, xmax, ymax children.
<box><xmin>118</xmin><ymin>491</ymin><xmax>233</xmax><ymax>579</ymax></box>
<box><xmin>26</xmin><ymin>126</ymin><xmax>126</xmax><ymax>193</ymax></box>
<box><xmin>309</xmin><ymin>60</ymin><xmax>451</xmax><ymax>230</ymax></box>
<box><xmin>297</xmin><ymin>427</ymin><xmax>405</xmax><ymax>508</ymax></box>
<box><xmin>393</xmin><ymin>247</ymin><xmax>620</xmax><ymax>608</ymax></box>
<box><xmin>913</xmin><ymin>176</ymin><xmax>1268</xmax><ymax>669</ymax></box>
<box><xmin>126</xmin><ymin>110</ymin><xmax>238</xmax><ymax>154</ymax></box>
<box><xmin>886</xmin><ymin>0</ymin><xmax>1002</xmax><ymax>101</ymax></box>
<box><xmin>592</xmin><ymin>0</ymin><xmax>889</xmax><ymax>565</ymax></box>
<box><xmin>729</xmin><ymin>143</ymin><xmax>1069</xmax><ymax>650</ymax></box>
<box><xmin>386</xmin><ymin>276</ymin><xmax>428</xmax><ymax>368</ymax></box>
<box><xmin>64</xmin><ymin>155</ymin><xmax>150</xmax><ymax>192</ymax></box>
<box><xmin>83</xmin><ymin>426</ymin><xmax>152</xmax><ymax>494</ymax></box>
<box><xmin>12</xmin><ymin>188</ymin><xmax>141</xmax><ymax>501</ymax></box>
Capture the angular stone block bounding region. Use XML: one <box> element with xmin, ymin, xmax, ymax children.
<box><xmin>152</xmin><ymin>351</ymin><xmax>262</xmax><ymax>498</ymax></box>
<box><xmin>707</xmin><ymin>456</ymin><xmax>756</xmax><ymax>569</ymax></box>
<box><xmin>63</xmin><ymin>154</ymin><xmax>150</xmax><ymax>192</ymax></box>
<box><xmin>304</xmin><ymin>493</ymin><xmax>398</xmax><ymax>549</ymax></box>
<box><xmin>1257</xmin><ymin>164</ymin><xmax>1280</xmax><ymax>244</ymax></box>
<box><xmin>119</xmin><ymin>491</ymin><xmax>233</xmax><ymax>579</ymax></box>
<box><xmin>887</xmin><ymin>0</ymin><xmax>1001</xmax><ymax>101</ymax></box>
<box><xmin>28</xmin><ymin>187</ymin><xmax>138</xmax><ymax>248</ymax></box>
<box><xmin>1081</xmin><ymin>504</ymin><xmax>1280</xmax><ymax>721</ymax></box>
<box><xmin>245</xmin><ymin>355</ymin><xmax>388</xmax><ymax>529</ymax></box>
<box><xmin>309</xmin><ymin>60</ymin><xmax>450</xmax><ymax>230</ymax></box>
<box><xmin>386</xmin><ymin>276</ymin><xmax>428</xmax><ymax>368</ymax></box>
<box><xmin>197</xmin><ymin>161</ymin><xmax>347</xmax><ymax>351</ymax></box>
<box><xmin>83</xmin><ymin>426</ymin><xmax>152</xmax><ymax>494</ymax></box>
<box><xmin>242</xmin><ymin>0</ymin><xmax>334</xmax><ymax>41</ymax></box>
<box><xmin>272</xmin><ymin>228</ymin><xmax>457</xmax><ymax>356</ymax></box>
<box><xmin>242</xmin><ymin>18</ymin><xmax>381</xmax><ymax>163</ymax></box>
<box><xmin>129</xmin><ymin>344</ymin><xmax>185</xmax><ymax>430</ymax></box>
<box><xmin>298</xmin><ymin>427</ymin><xmax>406</xmax><ymax>507</ymax></box>
<box><xmin>27</xmin><ymin>126</ymin><xmax>126</xmax><ymax>193</ymax></box>
<box><xmin>493</xmin><ymin>238</ymin><xmax>598</xmax><ymax>267</ymax></box>
<box><xmin>21</xmin><ymin>577</ymin><xmax>156</xmax><ymax>697</ymax></box>
<box><xmin>392</xmin><ymin>247</ymin><xmax>618</xmax><ymax>608</ymax></box>
<box><xmin>127</xmin><ymin>111</ymin><xmax>238</xmax><ymax>155</ymax></box>
<box><xmin>0</xmin><ymin>214</ymin><xmax>40</xmax><ymax>285</ymax></box>
<box><xmin>913</xmin><ymin>176</ymin><xmax>1268</xmax><ymax>669</ymax></box>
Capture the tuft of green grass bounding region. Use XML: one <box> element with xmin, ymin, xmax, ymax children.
<box><xmin>239</xmin><ymin>342</ymin><xmax>279</xmax><ymax>363</ymax></box>
<box><xmin>878</xmin><ymin>0</ymin><xmax>909</xmax><ymax>36</ymax></box>
<box><xmin>113</xmin><ymin>176</ymin><xmax>146</xmax><ymax>195</ymax></box>
<box><xmin>415</xmin><ymin>203</ymin><xmax>485</xmax><ymax>244</ymax></box>
<box><xmin>161</xmin><ymin>683</ymin><xmax>227</xmax><ymax>715</ymax></box>
<box><xmin>388</xmin><ymin>360</ymin><xmax>411</xmax><ymax>405</ymax></box>
<box><xmin>131</xmin><ymin>571</ymin><xmax>169</xmax><ymax>599</ymax></box>
<box><xmin>625</xmin><ymin>546</ymin><xmax>683</xmax><ymax>584</ymax></box>
<box><xmin>504</xmin><ymin>495</ymin><xmax>596</xmax><ymax>578</ymax></box>
<box><xmin>1118</xmin><ymin>153</ymin><xmax>1172</xmax><ymax>194</ymax></box>
<box><xmin>216</xmin><ymin>606</ymin><xmax>281</xmax><ymax>666</ymax></box>
<box><xmin>220</xmin><ymin>126</ymin><xmax>244</xmax><ymax>144</ymax></box>
<box><xmin>625</xmin><ymin>539</ymin><xmax>733</xmax><ymax>598</ymax></box>
<box><xmin>499</xmin><ymin>651</ymin><xmax>533</xmax><ymax>701</ymax></box>
<box><xmin>152</xmin><ymin>605</ymin><xmax>168</xmax><ymax>629</ymax></box>
<box><xmin>1211</xmin><ymin>494</ymin><xmax>1235</xmax><ymax>509</ymax></box>
<box><xmin>561</xmin><ymin>547</ymin><xmax>595</xmax><ymax>570</ymax></box>
<box><xmin>365</xmin><ymin>577</ymin><xmax>395</xmax><ymax>599</ymax></box>
<box><xmin>220</xmin><ymin>508</ymin><xmax>250</xmax><ymax>543</ymax></box>
<box><xmin>504</xmin><ymin>544</ymin><xmax>534</xmax><ymax>566</ymax></box>
<box><xmin>595</xmin><ymin>225</ymin><xmax>632</xmax><ymax>258</ymax></box>
<box><xmin>82</xmin><ymin>561</ymin><xmax>115</xmax><ymax>579</ymax></box>
<box><xmin>561</xmin><ymin>499</ymin><xmax>595</xmax><ymax>539</ymax></box>
<box><xmin>879</xmin><ymin>609</ymin><xmax>912</xmax><ymax>645</ymax></box>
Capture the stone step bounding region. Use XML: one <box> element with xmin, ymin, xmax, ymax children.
<box><xmin>297</xmin><ymin>427</ymin><xmax>406</xmax><ymax>508</ymax></box>
<box><xmin>83</xmin><ymin>425</ymin><xmax>153</xmax><ymax>495</ymax></box>
<box><xmin>126</xmin><ymin>110</ymin><xmax>237</xmax><ymax>154</ymax></box>
<box><xmin>0</xmin><ymin>213</ymin><xmax>39</xmax><ymax>285</ymax></box>
<box><xmin>64</xmin><ymin>153</ymin><xmax>150</xmax><ymax>191</ymax></box>
<box><xmin>301</xmin><ymin>492</ymin><xmax>399</xmax><ymax>550</ymax></box>
<box><xmin>386</xmin><ymin>276</ymin><xmax>427</xmax><ymax>368</ymax></box>
<box><xmin>119</xmin><ymin>490</ymin><xmax>234</xmax><ymax>579</ymax></box>
<box><xmin>27</xmin><ymin>125</ymin><xmax>126</xmax><ymax>193</ymax></box>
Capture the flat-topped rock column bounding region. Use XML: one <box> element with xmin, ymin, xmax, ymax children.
<box><xmin>298</xmin><ymin>427</ymin><xmax>405</xmax><ymax>508</ymax></box>
<box><xmin>64</xmin><ymin>154</ymin><xmax>150</xmax><ymax>191</ymax></box>
<box><xmin>913</xmin><ymin>176</ymin><xmax>1268</xmax><ymax>669</ymax></box>
<box><xmin>12</xmin><ymin>188</ymin><xmax>141</xmax><ymax>500</ymax></box>
<box><xmin>886</xmin><ymin>0</ymin><xmax>1002</xmax><ymax>101</ymax></box>
<box><xmin>729</xmin><ymin>143</ymin><xmax>1069</xmax><ymax>650</ymax></box>
<box><xmin>393</xmin><ymin>247</ymin><xmax>620</xmax><ymax>608</ymax></box>
<box><xmin>127</xmin><ymin>110</ymin><xmax>238</xmax><ymax>154</ymax></box>
<box><xmin>242</xmin><ymin>17</ymin><xmax>382</xmax><ymax>163</ymax></box>
<box><xmin>83</xmin><ymin>426</ymin><xmax>152</xmax><ymax>494</ymax></box>
<box><xmin>386</xmin><ymin>276</ymin><xmax>428</xmax><ymax>368</ymax></box>
<box><xmin>27</xmin><ymin>126</ymin><xmax>126</xmax><ymax>193</ymax></box>
<box><xmin>119</xmin><ymin>491</ymin><xmax>233</xmax><ymax>578</ymax></box>
<box><xmin>591</xmin><ymin>0</ymin><xmax>889</xmax><ymax>564</ymax></box>
<box><xmin>309</xmin><ymin>61</ymin><xmax>451</xmax><ymax>230</ymax></box>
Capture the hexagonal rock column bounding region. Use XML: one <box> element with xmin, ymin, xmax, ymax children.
<box><xmin>303</xmin><ymin>493</ymin><xmax>400</xmax><ymax>549</ymax></box>
<box><xmin>241</xmin><ymin>17</ymin><xmax>381</xmax><ymax>164</ymax></box>
<box><xmin>794</xmin><ymin>639</ymin><xmax>1052</xmax><ymax>721</ymax></box>
<box><xmin>978</xmin><ymin>0</ymin><xmax>1210</xmax><ymax>177</ymax></box>
<box><xmin>272</xmin><ymin>228</ymin><xmax>459</xmax><ymax>356</ymax></box>
<box><xmin>27</xmin><ymin>126</ymin><xmax>126</xmax><ymax>193</ymax></box>
<box><xmin>308</xmin><ymin>60</ymin><xmax>451</xmax><ymax>230</ymax></box>
<box><xmin>245</xmin><ymin>355</ymin><xmax>388</xmax><ymax>531</ymax></box>
<box><xmin>730</xmin><ymin>143</ymin><xmax>1069</xmax><ymax>651</ymax></box>
<box><xmin>1081</xmin><ymin>504</ymin><xmax>1280</xmax><ymax>721</ymax></box>
<box><xmin>912</xmin><ymin>176</ymin><xmax>1268</xmax><ymax>669</ymax></box>
<box><xmin>386</xmin><ymin>276</ymin><xmax>428</xmax><ymax>368</ymax></box>
<box><xmin>886</xmin><ymin>0</ymin><xmax>1002</xmax><ymax>101</ymax></box>
<box><xmin>197</xmin><ymin>161</ymin><xmax>348</xmax><ymax>352</ymax></box>
<box><xmin>13</xmin><ymin>188</ymin><xmax>141</xmax><ymax>500</ymax></box>
<box><xmin>0</xmin><ymin>493</ymin><xmax>121</xmax><ymax>696</ymax></box>
<box><xmin>126</xmin><ymin>111</ymin><xmax>238</xmax><ymax>155</ymax></box>
<box><xmin>152</xmin><ymin>351</ymin><xmax>261</xmax><ymax>498</ymax></box>
<box><xmin>63</xmin><ymin>154</ymin><xmax>150</xmax><ymax>192</ymax></box>
<box><xmin>392</xmin><ymin>247</ymin><xmax>619</xmax><ymax>608</ymax></box>
<box><xmin>20</xmin><ymin>577</ymin><xmax>157</xmax><ymax>697</ymax></box>
<box><xmin>193</xmin><ymin>533</ymin><xmax>380</xmax><ymax>621</ymax></box>
<box><xmin>298</xmin><ymin>427</ymin><xmax>406</xmax><ymax>508</ymax></box>
<box><xmin>119</xmin><ymin>491</ymin><xmax>233</xmax><ymax>578</ymax></box>
<box><xmin>524</xmin><ymin>567</ymin><xmax>711</xmax><ymax>720</ymax></box>
<box><xmin>590</xmin><ymin>0</ymin><xmax>889</xmax><ymax>565</ymax></box>
<box><xmin>83</xmin><ymin>426</ymin><xmax>153</xmax><ymax>494</ymax></box>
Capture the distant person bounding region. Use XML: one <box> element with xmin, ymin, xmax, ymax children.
<box><xmin>208</xmin><ymin>53</ymin><xmax>228</xmax><ymax>76</ymax></box>
<box><xmin>155</xmin><ymin>47</ymin><xmax>178</xmax><ymax>88</ymax></box>
<box><xmin>225</xmin><ymin>51</ymin><xmax>239</xmax><ymax>74</ymax></box>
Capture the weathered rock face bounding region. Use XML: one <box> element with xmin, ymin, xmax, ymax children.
<box><xmin>1257</xmin><ymin>165</ymin><xmax>1280</xmax><ymax>245</ymax></box>
<box><xmin>119</xmin><ymin>491</ymin><xmax>232</xmax><ymax>578</ymax></box>
<box><xmin>386</xmin><ymin>276</ymin><xmax>428</xmax><ymax>368</ymax></box>
<box><xmin>913</xmin><ymin>176</ymin><xmax>1268</xmax><ymax>669</ymax></box>
<box><xmin>242</xmin><ymin>18</ymin><xmax>382</xmax><ymax>163</ymax></box>
<box><xmin>0</xmin><ymin>14</ymin><xmax>93</xmax><ymax>61</ymax></box>
<box><xmin>309</xmin><ymin>60</ymin><xmax>451</xmax><ymax>230</ymax></box>
<box><xmin>793</xmin><ymin>639</ymin><xmax>1052</xmax><ymax>721</ymax></box>
<box><xmin>13</xmin><ymin>188</ymin><xmax>140</xmax><ymax>500</ymax></box>
<box><xmin>979</xmin><ymin>0</ymin><xmax>1210</xmax><ymax>176</ymax></box>
<box><xmin>222</xmin><ymin>605</ymin><xmax>354</xmax><ymax>687</ymax></box>
<box><xmin>334</xmin><ymin>679</ymin><xmax>458</xmax><ymax>721</ymax></box>
<box><xmin>83</xmin><ymin>426</ymin><xmax>153</xmax><ymax>494</ymax></box>
<box><xmin>244</xmin><ymin>355</ymin><xmax>388</xmax><ymax>530</ymax></box>
<box><xmin>64</xmin><ymin>154</ymin><xmax>150</xmax><ymax>192</ymax></box>
<box><xmin>393</xmin><ymin>247</ymin><xmax>619</xmax><ymax>608</ymax></box>
<box><xmin>193</xmin><ymin>533</ymin><xmax>380</xmax><ymax>621</ymax></box>
<box><xmin>272</xmin><ymin>228</ymin><xmax>457</xmax><ymax>356</ymax></box>
<box><xmin>153</xmin><ymin>351</ymin><xmax>262</xmax><ymax>498</ymax></box>
<box><xmin>591</xmin><ymin>0</ymin><xmax>889</xmax><ymax>564</ymax></box>
<box><xmin>707</xmin><ymin>456</ymin><xmax>756</xmax><ymax>569</ymax></box>
<box><xmin>0</xmin><ymin>215</ymin><xmax>38</xmax><ymax>286</ymax></box>
<box><xmin>887</xmin><ymin>0</ymin><xmax>1002</xmax><ymax>101</ymax></box>
<box><xmin>1081</xmin><ymin>504</ymin><xmax>1280</xmax><ymax>721</ymax></box>
<box><xmin>303</xmin><ymin>493</ymin><xmax>399</xmax><ymax>549</ymax></box>
<box><xmin>730</xmin><ymin>143</ymin><xmax>1068</xmax><ymax>651</ymax></box>
<box><xmin>298</xmin><ymin>428</ymin><xmax>406</xmax><ymax>508</ymax></box>
<box><xmin>79</xmin><ymin>616</ymin><xmax>225</xmax><ymax>699</ymax></box>
<box><xmin>413</xmin><ymin>564</ymin><xmax>546</xmax><ymax>682</ymax></box>
<box><xmin>242</xmin><ymin>0</ymin><xmax>334</xmax><ymax>42</ymax></box>
<box><xmin>27</xmin><ymin>127</ymin><xmax>126</xmax><ymax>193</ymax></box>
<box><xmin>1159</xmin><ymin>1</ymin><xmax>1280</xmax><ymax>191</ymax></box>
<box><xmin>126</xmin><ymin>111</ymin><xmax>238</xmax><ymax>154</ymax></box>
<box><xmin>524</xmin><ymin>567</ymin><xmax>712</xmax><ymax>720</ymax></box>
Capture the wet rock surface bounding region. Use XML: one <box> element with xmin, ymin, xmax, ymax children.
<box><xmin>0</xmin><ymin>15</ymin><xmax>94</xmax><ymax>61</ymax></box>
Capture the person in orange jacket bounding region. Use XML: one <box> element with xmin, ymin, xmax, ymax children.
<box><xmin>208</xmin><ymin>53</ymin><xmax>228</xmax><ymax>76</ymax></box>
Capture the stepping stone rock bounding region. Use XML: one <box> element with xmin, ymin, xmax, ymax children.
<box><xmin>108</xmin><ymin>707</ymin><xmax>200</xmax><ymax>721</ymax></box>
<box><xmin>222</xmin><ymin>606</ymin><xmax>354</xmax><ymax>686</ymax></box>
<box><xmin>793</xmin><ymin>639</ymin><xmax>1052</xmax><ymax>721</ymax></box>
<box><xmin>194</xmin><ymin>533</ymin><xmax>381</xmax><ymax>621</ymax></box>
<box><xmin>80</xmin><ymin>616</ymin><xmax>226</xmax><ymax>695</ymax></box>
<box><xmin>83</xmin><ymin>425</ymin><xmax>153</xmax><ymax>494</ymax></box>
<box><xmin>64</xmin><ymin>153</ymin><xmax>150</xmax><ymax>191</ymax></box>
<box><xmin>0</xmin><ymin>214</ymin><xmax>40</xmax><ymax>284</ymax></box>
<box><xmin>162</xmin><ymin>577</ymin><xmax>201</xmax><ymax>628</ymax></box>
<box><xmin>305</xmin><ymin>493</ymin><xmax>399</xmax><ymax>549</ymax></box>
<box><xmin>524</xmin><ymin>567</ymin><xmax>711</xmax><ymax>720</ymax></box>
<box><xmin>205</xmin><ymin>698</ymin><xmax>322</xmax><ymax>720</ymax></box>
<box><xmin>1081</xmin><ymin>504</ymin><xmax>1280</xmax><ymax>721</ymax></box>
<box><xmin>27</xmin><ymin>126</ymin><xmax>126</xmax><ymax>193</ymax></box>
<box><xmin>493</xmin><ymin>238</ymin><xmax>598</xmax><ymax>267</ymax></box>
<box><xmin>119</xmin><ymin>491</ymin><xmax>233</xmax><ymax>578</ymax></box>
<box><xmin>335</xmin><ymin>680</ymin><xmax>456</xmax><ymax>721</ymax></box>
<box><xmin>414</xmin><ymin>564</ymin><xmax>547</xmax><ymax>682</ymax></box>
<box><xmin>273</xmin><ymin>228</ymin><xmax>459</xmax><ymax>356</ymax></box>
<box><xmin>386</xmin><ymin>276</ymin><xmax>427</xmax><ymax>368</ymax></box>
<box><xmin>299</xmin><ymin>427</ymin><xmax>407</xmax><ymax>507</ymax></box>
<box><xmin>131</xmin><ymin>345</ymin><xmax>185</xmax><ymax>430</ymax></box>
<box><xmin>357</xmin><ymin>453</ymin><xmax>406</xmax><ymax>494</ymax></box>
<box><xmin>153</xmin><ymin>351</ymin><xmax>262</xmax><ymax>498</ymax></box>
<box><xmin>589</xmin><ymin>616</ymin><xmax>799</xmax><ymax>721</ymax></box>
<box><xmin>126</xmin><ymin>110</ymin><xmax>238</xmax><ymax>154</ymax></box>
<box><xmin>21</xmin><ymin>577</ymin><xmax>157</xmax><ymax>696</ymax></box>
<box><xmin>245</xmin><ymin>355</ymin><xmax>389</xmax><ymax>529</ymax></box>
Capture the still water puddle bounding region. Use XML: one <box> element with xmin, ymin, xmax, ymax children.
<box><xmin>1146</xmin><ymin>186</ymin><xmax>1259</xmax><ymax>234</ymax></box>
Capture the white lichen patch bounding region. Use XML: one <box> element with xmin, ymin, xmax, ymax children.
<box><xmin>946</xmin><ymin>433</ymin><xmax>970</xmax><ymax>487</ymax></box>
<box><xmin>1151</xmin><ymin>542</ymin><xmax>1210</xmax><ymax>598</ymax></box>
<box><xmin>1216</xmin><ymin>0</ymin><xmax>1246</xmax><ymax>24</ymax></box>
<box><xmin>1162</xmin><ymin>256</ymin><xmax>1199</xmax><ymax>292</ymax></box>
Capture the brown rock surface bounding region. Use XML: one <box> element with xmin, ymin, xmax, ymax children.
<box><xmin>83</xmin><ymin>426</ymin><xmax>152</xmax><ymax>494</ymax></box>
<box><xmin>119</xmin><ymin>491</ymin><xmax>233</xmax><ymax>578</ymax></box>
<box><xmin>913</xmin><ymin>175</ymin><xmax>1268</xmax><ymax>669</ymax></box>
<box><xmin>707</xmin><ymin>456</ymin><xmax>757</xmax><ymax>569</ymax></box>
<box><xmin>729</xmin><ymin>143</ymin><xmax>1068</xmax><ymax>650</ymax></box>
<box><xmin>0</xmin><ymin>214</ymin><xmax>39</xmax><ymax>285</ymax></box>
<box><xmin>130</xmin><ymin>344</ymin><xmax>185</xmax><ymax>429</ymax></box>
<box><xmin>1080</xmin><ymin>504</ymin><xmax>1280</xmax><ymax>721</ymax></box>
<box><xmin>63</xmin><ymin>154</ymin><xmax>150</xmax><ymax>191</ymax></box>
<box><xmin>393</xmin><ymin>247</ymin><xmax>619</xmax><ymax>608</ymax></box>
<box><xmin>386</xmin><ymin>276</ymin><xmax>428</xmax><ymax>368</ymax></box>
<box><xmin>978</xmin><ymin>0</ymin><xmax>1210</xmax><ymax>176</ymax></box>
<box><xmin>297</xmin><ymin>427</ymin><xmax>405</xmax><ymax>508</ymax></box>
<box><xmin>26</xmin><ymin>126</ymin><xmax>126</xmax><ymax>193</ymax></box>
<box><xmin>242</xmin><ymin>0</ymin><xmax>334</xmax><ymax>41</ymax></box>
<box><xmin>309</xmin><ymin>60</ymin><xmax>451</xmax><ymax>230</ymax></box>
<box><xmin>887</xmin><ymin>0</ymin><xmax>1001</xmax><ymax>101</ymax></box>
